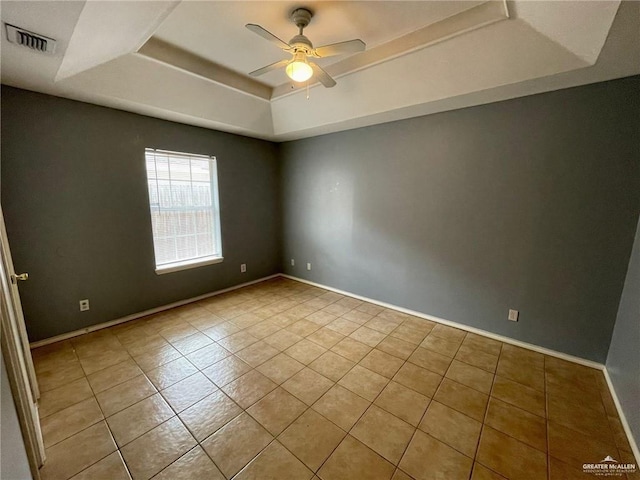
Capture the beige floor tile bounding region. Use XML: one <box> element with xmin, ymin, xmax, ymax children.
<box><xmin>331</xmin><ymin>337</ymin><xmax>372</xmax><ymax>362</ymax></box>
<box><xmin>221</xmin><ymin>369</ymin><xmax>277</xmax><ymax>408</ymax></box>
<box><xmin>161</xmin><ymin>372</ymin><xmax>217</xmax><ymax>412</ymax></box>
<box><xmin>264</xmin><ymin>329</ymin><xmax>304</xmax><ymax>351</ymax></box>
<box><xmin>234</xmin><ymin>441</ymin><xmax>314</xmax><ymax>479</ymax></box>
<box><xmin>462</xmin><ymin>334</ymin><xmax>502</xmax><ymax>357</ymax></box>
<box><xmin>477</xmin><ymin>426</ymin><xmax>547</xmax><ymax>480</ymax></box>
<box><xmin>393</xmin><ymin>362</ymin><xmax>442</xmax><ymax>397</ymax></box>
<box><xmin>359</xmin><ymin>349</ymin><xmax>404</xmax><ymax>379</ymax></box>
<box><xmin>39</xmin><ymin>376</ymin><xmax>94</xmax><ymax>418</ymax></box>
<box><xmin>408</xmin><ymin>347</ymin><xmax>452</xmax><ymax>376</ymax></box>
<box><xmin>184</xmin><ymin>342</ymin><xmax>230</xmax><ymax>370</ymax></box>
<box><xmin>309</xmin><ymin>351</ymin><xmax>355</xmax><ymax>381</ymax></box>
<box><xmin>319</xmin><ymin>435</ymin><xmax>395</xmax><ymax>480</ymax></box>
<box><xmin>159</xmin><ymin>322</ymin><xmax>200</xmax><ymax>343</ymax></box>
<box><xmin>236</xmin><ymin>340</ymin><xmax>280</xmax><ymax>367</ymax></box>
<box><xmin>390</xmin><ymin>324</ymin><xmax>428</xmax><ymax>345</ymax></box>
<box><xmin>79</xmin><ymin>348</ymin><xmax>132</xmax><ymax>376</ymax></box>
<box><xmin>153</xmin><ymin>446</ymin><xmax>224</xmax><ymax>480</ymax></box>
<box><xmin>391</xmin><ymin>469</ymin><xmax>413</xmax><ymax>480</ymax></box>
<box><xmin>419</xmin><ymin>400</ymin><xmax>482</xmax><ymax>458</ymax></box>
<box><xmin>123</xmin><ymin>334</ymin><xmax>169</xmax><ymax>358</ymax></box>
<box><xmin>323</xmin><ymin>303</ymin><xmax>353</xmax><ymax>317</ymax></box>
<box><xmin>179</xmin><ymin>389</ymin><xmax>242</xmax><ymax>441</ymax></box>
<box><xmin>283</xmin><ymin>368</ymin><xmax>334</xmax><ymax>405</ymax></box>
<box><xmin>42</xmin><ymin>396</ymin><xmax>104</xmax><ymax>447</ymax></box>
<box><xmin>548</xmin><ymin>420</ymin><xmax>619</xmax><ymax>467</ymax></box>
<box><xmin>107</xmin><ymin>393</ymin><xmax>174</xmax><ymax>447</ymax></box>
<box><xmin>170</xmin><ymin>332</ymin><xmax>213</xmax><ymax>355</ymax></box>
<box><xmin>496</xmin><ymin>353</ymin><xmax>545</xmax><ymax>392</ymax></box>
<box><xmin>40</xmin><ymin>421</ymin><xmax>117</xmax><ymax>480</ymax></box>
<box><xmin>374</xmin><ymin>381</ymin><xmax>430</xmax><ymax>427</ymax></box>
<box><xmin>352</xmin><ymin>405</ymin><xmax>415</xmax><ymax>464</ymax></box>
<box><xmin>312</xmin><ymin>384</ymin><xmax>371</xmax><ymax>430</ymax></box>
<box><xmin>365</xmin><ymin>317</ymin><xmax>400</xmax><ymax>335</ymax></box>
<box><xmin>285</xmin><ymin>339</ymin><xmax>327</xmax><ymax>364</ymax></box>
<box><xmin>279</xmin><ymin>409</ymin><xmax>346</xmax><ymax>471</ymax></box>
<box><xmin>338</xmin><ymin>365</ymin><xmax>389</xmax><ymax>401</ymax></box>
<box><xmin>87</xmin><ymin>358</ymin><xmax>143</xmax><ymax>393</ymax></box>
<box><xmin>37</xmin><ymin>359</ymin><xmax>86</xmax><ymax>392</ymax></box>
<box><xmin>201</xmin><ymin>412</ymin><xmax>273</xmax><ymax>478</ymax></box>
<box><xmin>247</xmin><ymin>387</ymin><xmax>307</xmax><ymax>435</ymax></box>
<box><xmin>288</xmin><ymin>319</ymin><xmax>322</xmax><ymax>336</ymax></box>
<box><xmin>430</xmin><ymin>324</ymin><xmax>466</xmax><ymax>342</ymax></box>
<box><xmin>326</xmin><ymin>318</ymin><xmax>361</xmax><ymax>336</ymax></box>
<box><xmin>608</xmin><ymin>415</ymin><xmax>633</xmax><ymax>453</ymax></box>
<box><xmin>246</xmin><ymin>320</ymin><xmax>282</xmax><ymax>339</ymax></box>
<box><xmin>307</xmin><ymin>327</ymin><xmax>345</xmax><ymax>349</ymax></box>
<box><xmin>491</xmin><ymin>375</ymin><xmax>546</xmax><ymax>417</ymax></box>
<box><xmin>256</xmin><ymin>353</ymin><xmax>305</xmax><ymax>384</ymax></box>
<box><xmin>146</xmin><ymin>357</ymin><xmax>198</xmax><ymax>390</ymax></box>
<box><xmin>485</xmin><ymin>398</ymin><xmax>547</xmax><ymax>452</ymax></box>
<box><xmin>376</xmin><ymin>336</ymin><xmax>416</xmax><ymax>360</ymax></box>
<box><xmin>547</xmin><ymin>393</ymin><xmax>616</xmax><ymax>446</ymax></box>
<box><xmin>434</xmin><ymin>378</ymin><xmax>489</xmax><ymax>422</ymax></box>
<box><xmin>133</xmin><ymin>344</ymin><xmax>182</xmax><ymax>372</ymax></box>
<box><xmin>121</xmin><ymin>417</ymin><xmax>196</xmax><ymax>480</ymax></box>
<box><xmin>471</xmin><ymin>463</ymin><xmax>507</xmax><ymax>480</ymax></box>
<box><xmin>445</xmin><ymin>360</ymin><xmax>494</xmax><ymax>394</ymax></box>
<box><xmin>546</xmin><ymin>372</ymin><xmax>605</xmax><ymax>413</ymax></box>
<box><xmin>548</xmin><ymin>456</ymin><xmax>596</xmax><ymax>480</ymax></box>
<box><xmin>232</xmin><ymin>313</ymin><xmax>264</xmax><ymax>329</ymax></box>
<box><xmin>69</xmin><ymin>451</ymin><xmax>131</xmax><ymax>480</ymax></box>
<box><xmin>202</xmin><ymin>355</ymin><xmax>252</xmax><ymax>387</ymax></box>
<box><xmin>97</xmin><ymin>375</ymin><xmax>157</xmax><ymax>417</ymax></box>
<box><xmin>455</xmin><ymin>345</ymin><xmax>499</xmax><ymax>373</ymax></box>
<box><xmin>421</xmin><ymin>334</ymin><xmax>462</xmax><ymax>357</ymax></box>
<box><xmin>202</xmin><ymin>321</ymin><xmax>241</xmax><ymax>341</ymax></box>
<box><xmin>349</xmin><ymin>326</ymin><xmax>386</xmax><ymax>347</ymax></box>
<box><xmin>355</xmin><ymin>303</ymin><xmax>384</xmax><ymax>316</ymax></box>
<box><xmin>218</xmin><ymin>331</ymin><xmax>259</xmax><ymax>353</ymax></box>
<box><xmin>400</xmin><ymin>429</ymin><xmax>473</xmax><ymax>480</ymax></box>
<box><xmin>343</xmin><ymin>309</ymin><xmax>375</xmax><ymax>325</ymax></box>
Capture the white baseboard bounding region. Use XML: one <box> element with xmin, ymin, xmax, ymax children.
<box><xmin>603</xmin><ymin>368</ymin><xmax>640</xmax><ymax>464</ymax></box>
<box><xmin>29</xmin><ymin>274</ymin><xmax>280</xmax><ymax>349</ymax></box>
<box><xmin>281</xmin><ymin>274</ymin><xmax>604</xmax><ymax>370</ymax></box>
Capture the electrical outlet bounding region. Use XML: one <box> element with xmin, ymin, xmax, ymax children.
<box><xmin>307</xmin><ymin>263</ymin><xmax>312</xmax><ymax>271</ymax></box>
<box><xmin>291</xmin><ymin>259</ymin><xmax>295</xmax><ymax>266</ymax></box>
<box><xmin>508</xmin><ymin>309</ymin><xmax>519</xmax><ymax>322</ymax></box>
<box><xmin>240</xmin><ymin>263</ymin><xmax>247</xmax><ymax>273</ymax></box>
<box><xmin>79</xmin><ymin>299</ymin><xmax>90</xmax><ymax>312</ymax></box>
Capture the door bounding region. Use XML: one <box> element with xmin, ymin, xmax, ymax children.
<box><xmin>0</xmin><ymin>204</ymin><xmax>45</xmax><ymax>479</ymax></box>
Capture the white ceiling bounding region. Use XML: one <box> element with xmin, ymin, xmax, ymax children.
<box><xmin>1</xmin><ymin>1</ymin><xmax>638</xmax><ymax>141</ymax></box>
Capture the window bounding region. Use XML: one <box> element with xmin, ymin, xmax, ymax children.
<box><xmin>145</xmin><ymin>148</ymin><xmax>222</xmax><ymax>274</ymax></box>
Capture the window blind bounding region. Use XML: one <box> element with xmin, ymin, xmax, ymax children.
<box><xmin>145</xmin><ymin>148</ymin><xmax>222</xmax><ymax>268</ymax></box>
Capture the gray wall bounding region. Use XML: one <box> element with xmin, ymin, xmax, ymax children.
<box><xmin>280</xmin><ymin>76</ymin><xmax>640</xmax><ymax>363</ymax></box>
<box><xmin>1</xmin><ymin>87</ymin><xmax>281</xmax><ymax>341</ymax></box>
<box><xmin>1</xmin><ymin>354</ymin><xmax>33</xmax><ymax>480</ymax></box>
<box><xmin>607</xmin><ymin>217</ymin><xmax>640</xmax><ymax>445</ymax></box>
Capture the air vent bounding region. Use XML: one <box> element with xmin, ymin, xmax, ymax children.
<box><xmin>5</xmin><ymin>23</ymin><xmax>56</xmax><ymax>54</ymax></box>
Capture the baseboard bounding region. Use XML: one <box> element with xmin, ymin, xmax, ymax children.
<box><xmin>29</xmin><ymin>274</ymin><xmax>281</xmax><ymax>349</ymax></box>
<box><xmin>280</xmin><ymin>274</ymin><xmax>605</xmax><ymax>370</ymax></box>
<box><xmin>603</xmin><ymin>368</ymin><xmax>640</xmax><ymax>464</ymax></box>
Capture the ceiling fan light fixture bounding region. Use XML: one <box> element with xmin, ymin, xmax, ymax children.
<box><xmin>286</xmin><ymin>52</ymin><xmax>313</xmax><ymax>82</ymax></box>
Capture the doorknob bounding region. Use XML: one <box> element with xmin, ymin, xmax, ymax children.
<box><xmin>11</xmin><ymin>273</ymin><xmax>28</xmax><ymax>283</ymax></box>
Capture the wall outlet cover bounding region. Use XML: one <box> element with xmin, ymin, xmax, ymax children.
<box><xmin>508</xmin><ymin>309</ymin><xmax>519</xmax><ymax>322</ymax></box>
<box><xmin>79</xmin><ymin>299</ymin><xmax>90</xmax><ymax>312</ymax></box>
<box><xmin>240</xmin><ymin>264</ymin><xmax>247</xmax><ymax>273</ymax></box>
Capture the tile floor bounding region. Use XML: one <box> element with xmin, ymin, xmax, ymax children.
<box><xmin>32</xmin><ymin>277</ymin><xmax>637</xmax><ymax>480</ymax></box>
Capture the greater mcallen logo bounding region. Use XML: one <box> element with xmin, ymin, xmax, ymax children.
<box><xmin>583</xmin><ymin>456</ymin><xmax>637</xmax><ymax>476</ymax></box>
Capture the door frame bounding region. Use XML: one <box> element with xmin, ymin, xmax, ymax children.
<box><xmin>0</xmin><ymin>204</ymin><xmax>44</xmax><ymax>479</ymax></box>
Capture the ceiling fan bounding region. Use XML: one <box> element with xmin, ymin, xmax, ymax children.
<box><xmin>246</xmin><ymin>7</ymin><xmax>365</xmax><ymax>88</ymax></box>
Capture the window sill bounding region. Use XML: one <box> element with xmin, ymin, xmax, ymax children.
<box><xmin>155</xmin><ymin>256</ymin><xmax>224</xmax><ymax>275</ymax></box>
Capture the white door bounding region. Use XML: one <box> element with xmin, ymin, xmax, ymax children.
<box><xmin>0</xmin><ymin>204</ymin><xmax>45</xmax><ymax>478</ymax></box>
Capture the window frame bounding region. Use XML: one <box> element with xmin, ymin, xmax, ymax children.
<box><xmin>144</xmin><ymin>148</ymin><xmax>223</xmax><ymax>275</ymax></box>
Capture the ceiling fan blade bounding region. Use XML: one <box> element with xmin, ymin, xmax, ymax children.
<box><xmin>245</xmin><ymin>24</ymin><xmax>290</xmax><ymax>50</ymax></box>
<box><xmin>310</xmin><ymin>62</ymin><xmax>336</xmax><ymax>88</ymax></box>
<box><xmin>248</xmin><ymin>59</ymin><xmax>290</xmax><ymax>77</ymax></box>
<box><xmin>314</xmin><ymin>39</ymin><xmax>365</xmax><ymax>58</ymax></box>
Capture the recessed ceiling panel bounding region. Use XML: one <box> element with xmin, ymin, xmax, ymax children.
<box><xmin>153</xmin><ymin>1</ymin><xmax>484</xmax><ymax>86</ymax></box>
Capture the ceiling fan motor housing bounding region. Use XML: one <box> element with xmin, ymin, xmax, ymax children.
<box><xmin>291</xmin><ymin>8</ymin><xmax>313</xmax><ymax>29</ymax></box>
